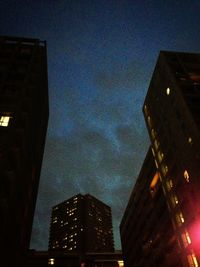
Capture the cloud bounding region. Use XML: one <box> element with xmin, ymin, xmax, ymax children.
<box><xmin>94</xmin><ymin>60</ymin><xmax>144</xmax><ymax>92</ymax></box>
<box><xmin>31</xmin><ymin>119</ymin><xmax>149</xmax><ymax>250</ymax></box>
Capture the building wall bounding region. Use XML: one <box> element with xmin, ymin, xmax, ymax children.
<box><xmin>49</xmin><ymin>194</ymin><xmax>114</xmax><ymax>253</ymax></box>
<box><xmin>121</xmin><ymin>51</ymin><xmax>200</xmax><ymax>267</ymax></box>
<box><xmin>143</xmin><ymin>51</ymin><xmax>200</xmax><ymax>266</ymax></box>
<box><xmin>49</xmin><ymin>194</ymin><xmax>84</xmax><ymax>252</ymax></box>
<box><xmin>84</xmin><ymin>194</ymin><xmax>114</xmax><ymax>253</ymax></box>
<box><xmin>0</xmin><ymin>36</ymin><xmax>49</xmax><ymax>267</ymax></box>
<box><xmin>27</xmin><ymin>250</ymin><xmax>123</xmax><ymax>267</ymax></box>
<box><xmin>120</xmin><ymin>149</ymin><xmax>182</xmax><ymax>267</ymax></box>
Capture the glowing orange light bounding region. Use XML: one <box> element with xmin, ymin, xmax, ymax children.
<box><xmin>150</xmin><ymin>172</ymin><xmax>159</xmax><ymax>190</ymax></box>
<box><xmin>189</xmin><ymin>73</ymin><xmax>200</xmax><ymax>82</ymax></box>
<box><xmin>184</xmin><ymin>170</ymin><xmax>190</xmax><ymax>183</ymax></box>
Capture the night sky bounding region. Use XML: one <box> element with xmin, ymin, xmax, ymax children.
<box><xmin>1</xmin><ymin>0</ymin><xmax>200</xmax><ymax>250</ymax></box>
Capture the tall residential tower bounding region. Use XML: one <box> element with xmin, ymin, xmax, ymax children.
<box><xmin>0</xmin><ymin>36</ymin><xmax>49</xmax><ymax>266</ymax></box>
<box><xmin>121</xmin><ymin>51</ymin><xmax>200</xmax><ymax>267</ymax></box>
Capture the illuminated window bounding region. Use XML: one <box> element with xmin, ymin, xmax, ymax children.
<box><xmin>176</xmin><ymin>212</ymin><xmax>185</xmax><ymax>226</ymax></box>
<box><xmin>187</xmin><ymin>252</ymin><xmax>198</xmax><ymax>267</ymax></box>
<box><xmin>180</xmin><ymin>213</ymin><xmax>185</xmax><ymax>223</ymax></box>
<box><xmin>182</xmin><ymin>230</ymin><xmax>191</xmax><ymax>247</ymax></box>
<box><xmin>188</xmin><ymin>137</ymin><xmax>193</xmax><ymax>144</ymax></box>
<box><xmin>0</xmin><ymin>116</ymin><xmax>11</xmax><ymax>127</ymax></box>
<box><xmin>52</xmin><ymin>216</ymin><xmax>57</xmax><ymax>224</ymax></box>
<box><xmin>150</xmin><ymin>172</ymin><xmax>159</xmax><ymax>191</ymax></box>
<box><xmin>118</xmin><ymin>260</ymin><xmax>124</xmax><ymax>267</ymax></box>
<box><xmin>171</xmin><ymin>194</ymin><xmax>179</xmax><ymax>207</ymax></box>
<box><xmin>184</xmin><ymin>170</ymin><xmax>190</xmax><ymax>183</ymax></box>
<box><xmin>48</xmin><ymin>259</ymin><xmax>55</xmax><ymax>265</ymax></box>
<box><xmin>166</xmin><ymin>87</ymin><xmax>170</xmax><ymax>95</ymax></box>
<box><xmin>161</xmin><ymin>164</ymin><xmax>168</xmax><ymax>176</ymax></box>
<box><xmin>166</xmin><ymin>179</ymin><xmax>173</xmax><ymax>191</ymax></box>
<box><xmin>157</xmin><ymin>150</ymin><xmax>164</xmax><ymax>162</ymax></box>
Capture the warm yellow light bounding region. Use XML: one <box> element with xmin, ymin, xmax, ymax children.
<box><xmin>118</xmin><ymin>260</ymin><xmax>124</xmax><ymax>267</ymax></box>
<box><xmin>188</xmin><ymin>137</ymin><xmax>193</xmax><ymax>144</ymax></box>
<box><xmin>166</xmin><ymin>179</ymin><xmax>173</xmax><ymax>191</ymax></box>
<box><xmin>186</xmin><ymin>232</ymin><xmax>191</xmax><ymax>244</ymax></box>
<box><xmin>0</xmin><ymin>116</ymin><xmax>10</xmax><ymax>127</ymax></box>
<box><xmin>180</xmin><ymin>213</ymin><xmax>185</xmax><ymax>223</ymax></box>
<box><xmin>166</xmin><ymin>87</ymin><xmax>170</xmax><ymax>95</ymax></box>
<box><xmin>150</xmin><ymin>172</ymin><xmax>159</xmax><ymax>190</ymax></box>
<box><xmin>192</xmin><ymin>254</ymin><xmax>199</xmax><ymax>267</ymax></box>
<box><xmin>171</xmin><ymin>194</ymin><xmax>179</xmax><ymax>207</ymax></box>
<box><xmin>48</xmin><ymin>258</ymin><xmax>55</xmax><ymax>265</ymax></box>
<box><xmin>184</xmin><ymin>170</ymin><xmax>190</xmax><ymax>183</ymax></box>
<box><xmin>176</xmin><ymin>212</ymin><xmax>185</xmax><ymax>226</ymax></box>
<box><xmin>188</xmin><ymin>253</ymin><xmax>199</xmax><ymax>267</ymax></box>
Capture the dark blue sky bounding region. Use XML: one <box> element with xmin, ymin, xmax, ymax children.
<box><xmin>1</xmin><ymin>0</ymin><xmax>200</xmax><ymax>250</ymax></box>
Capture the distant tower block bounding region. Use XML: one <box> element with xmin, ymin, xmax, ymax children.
<box><xmin>49</xmin><ymin>194</ymin><xmax>115</xmax><ymax>253</ymax></box>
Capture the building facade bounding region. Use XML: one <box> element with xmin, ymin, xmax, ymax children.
<box><xmin>121</xmin><ymin>51</ymin><xmax>200</xmax><ymax>267</ymax></box>
<box><xmin>0</xmin><ymin>36</ymin><xmax>49</xmax><ymax>266</ymax></box>
<box><xmin>49</xmin><ymin>194</ymin><xmax>114</xmax><ymax>253</ymax></box>
<box><xmin>120</xmin><ymin>149</ymin><xmax>182</xmax><ymax>266</ymax></box>
<box><xmin>27</xmin><ymin>250</ymin><xmax>123</xmax><ymax>267</ymax></box>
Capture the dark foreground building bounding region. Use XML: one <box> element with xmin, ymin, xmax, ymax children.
<box><xmin>28</xmin><ymin>250</ymin><xmax>123</xmax><ymax>267</ymax></box>
<box><xmin>0</xmin><ymin>36</ymin><xmax>49</xmax><ymax>266</ymax></box>
<box><xmin>49</xmin><ymin>194</ymin><xmax>114</xmax><ymax>254</ymax></box>
<box><xmin>120</xmin><ymin>149</ymin><xmax>181</xmax><ymax>266</ymax></box>
<box><xmin>121</xmin><ymin>51</ymin><xmax>200</xmax><ymax>267</ymax></box>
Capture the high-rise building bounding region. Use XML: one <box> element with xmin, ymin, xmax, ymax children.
<box><xmin>49</xmin><ymin>194</ymin><xmax>114</xmax><ymax>253</ymax></box>
<box><xmin>120</xmin><ymin>51</ymin><xmax>200</xmax><ymax>267</ymax></box>
<box><xmin>120</xmin><ymin>149</ymin><xmax>182</xmax><ymax>266</ymax></box>
<box><xmin>0</xmin><ymin>36</ymin><xmax>49</xmax><ymax>266</ymax></box>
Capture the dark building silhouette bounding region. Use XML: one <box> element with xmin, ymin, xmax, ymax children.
<box><xmin>120</xmin><ymin>149</ymin><xmax>182</xmax><ymax>266</ymax></box>
<box><xmin>27</xmin><ymin>250</ymin><xmax>123</xmax><ymax>267</ymax></box>
<box><xmin>49</xmin><ymin>194</ymin><xmax>114</xmax><ymax>254</ymax></box>
<box><xmin>120</xmin><ymin>51</ymin><xmax>200</xmax><ymax>267</ymax></box>
<box><xmin>0</xmin><ymin>36</ymin><xmax>49</xmax><ymax>266</ymax></box>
